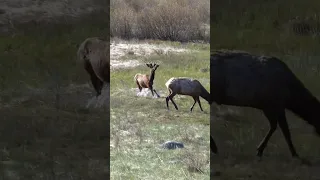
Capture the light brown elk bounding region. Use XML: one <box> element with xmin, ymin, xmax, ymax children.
<box><xmin>165</xmin><ymin>77</ymin><xmax>212</xmax><ymax>111</ymax></box>
<box><xmin>134</xmin><ymin>63</ymin><xmax>160</xmax><ymax>98</ymax></box>
<box><xmin>77</xmin><ymin>37</ymin><xmax>109</xmax><ymax>97</ymax></box>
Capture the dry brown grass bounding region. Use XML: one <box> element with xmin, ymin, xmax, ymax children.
<box><xmin>110</xmin><ymin>0</ymin><xmax>210</xmax><ymax>42</ymax></box>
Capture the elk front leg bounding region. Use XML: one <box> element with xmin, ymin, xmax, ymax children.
<box><xmin>153</xmin><ymin>89</ymin><xmax>160</xmax><ymax>98</ymax></box>
<box><xmin>197</xmin><ymin>97</ymin><xmax>203</xmax><ymax>111</ymax></box>
<box><xmin>85</xmin><ymin>61</ymin><xmax>103</xmax><ymax>97</ymax></box>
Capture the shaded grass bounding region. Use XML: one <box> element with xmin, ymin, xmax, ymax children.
<box><xmin>211</xmin><ymin>0</ymin><xmax>320</xmax><ymax>56</ymax></box>
<box><xmin>0</xmin><ymin>11</ymin><xmax>109</xmax><ymax>89</ymax></box>
<box><xmin>211</xmin><ymin>103</ymin><xmax>320</xmax><ymax>179</ymax></box>
<box><xmin>0</xmin><ymin>11</ymin><xmax>109</xmax><ymax>179</ymax></box>
<box><xmin>110</xmin><ymin>42</ymin><xmax>210</xmax><ymax>179</ymax></box>
<box><xmin>0</xmin><ymin>86</ymin><xmax>109</xmax><ymax>179</ymax></box>
<box><xmin>211</xmin><ymin>26</ymin><xmax>320</xmax><ymax>56</ymax></box>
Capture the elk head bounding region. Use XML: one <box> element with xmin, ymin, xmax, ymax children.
<box><xmin>146</xmin><ymin>63</ymin><xmax>159</xmax><ymax>70</ymax></box>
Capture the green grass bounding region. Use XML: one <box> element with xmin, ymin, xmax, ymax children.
<box><xmin>110</xmin><ymin>41</ymin><xmax>210</xmax><ymax>179</ymax></box>
<box><xmin>0</xmin><ymin>11</ymin><xmax>109</xmax><ymax>179</ymax></box>
<box><xmin>211</xmin><ymin>0</ymin><xmax>320</xmax><ymax>179</ymax></box>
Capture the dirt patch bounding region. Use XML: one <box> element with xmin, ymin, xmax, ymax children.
<box><xmin>110</xmin><ymin>40</ymin><xmax>195</xmax><ymax>69</ymax></box>
<box><xmin>111</xmin><ymin>59</ymin><xmax>141</xmax><ymax>69</ymax></box>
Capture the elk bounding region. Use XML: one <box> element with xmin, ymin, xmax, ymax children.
<box><xmin>134</xmin><ymin>63</ymin><xmax>160</xmax><ymax>98</ymax></box>
<box><xmin>210</xmin><ymin>50</ymin><xmax>320</xmax><ymax>160</ymax></box>
<box><xmin>77</xmin><ymin>37</ymin><xmax>109</xmax><ymax>97</ymax></box>
<box><xmin>165</xmin><ymin>77</ymin><xmax>212</xmax><ymax>111</ymax></box>
<box><xmin>211</xmin><ymin>135</ymin><xmax>218</xmax><ymax>154</ymax></box>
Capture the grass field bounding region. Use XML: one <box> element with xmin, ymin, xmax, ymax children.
<box><xmin>0</xmin><ymin>9</ymin><xmax>109</xmax><ymax>179</ymax></box>
<box><xmin>211</xmin><ymin>0</ymin><xmax>320</xmax><ymax>179</ymax></box>
<box><xmin>110</xmin><ymin>39</ymin><xmax>211</xmax><ymax>179</ymax></box>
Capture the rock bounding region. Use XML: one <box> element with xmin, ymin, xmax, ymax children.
<box><xmin>161</xmin><ymin>141</ymin><xmax>184</xmax><ymax>150</ymax></box>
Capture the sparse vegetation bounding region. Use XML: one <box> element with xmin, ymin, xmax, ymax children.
<box><xmin>110</xmin><ymin>0</ymin><xmax>210</xmax><ymax>178</ymax></box>
<box><xmin>0</xmin><ymin>1</ymin><xmax>109</xmax><ymax>179</ymax></box>
<box><xmin>110</xmin><ymin>39</ymin><xmax>210</xmax><ymax>179</ymax></box>
<box><xmin>211</xmin><ymin>0</ymin><xmax>320</xmax><ymax>179</ymax></box>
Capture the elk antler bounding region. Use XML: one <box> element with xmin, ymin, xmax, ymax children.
<box><xmin>154</xmin><ymin>64</ymin><xmax>159</xmax><ymax>70</ymax></box>
<box><xmin>146</xmin><ymin>63</ymin><xmax>156</xmax><ymax>68</ymax></box>
<box><xmin>146</xmin><ymin>63</ymin><xmax>160</xmax><ymax>69</ymax></box>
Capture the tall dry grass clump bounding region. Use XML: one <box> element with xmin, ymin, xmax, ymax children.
<box><xmin>110</xmin><ymin>0</ymin><xmax>210</xmax><ymax>42</ymax></box>
<box><xmin>110</xmin><ymin>1</ymin><xmax>136</xmax><ymax>39</ymax></box>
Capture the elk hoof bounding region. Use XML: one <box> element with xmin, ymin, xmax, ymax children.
<box><xmin>256</xmin><ymin>150</ymin><xmax>263</xmax><ymax>159</ymax></box>
<box><xmin>255</xmin><ymin>156</ymin><xmax>262</xmax><ymax>163</ymax></box>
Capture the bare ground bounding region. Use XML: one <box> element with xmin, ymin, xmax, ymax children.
<box><xmin>110</xmin><ymin>39</ymin><xmax>194</xmax><ymax>69</ymax></box>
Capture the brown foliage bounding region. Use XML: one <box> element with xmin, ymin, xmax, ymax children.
<box><xmin>110</xmin><ymin>0</ymin><xmax>209</xmax><ymax>42</ymax></box>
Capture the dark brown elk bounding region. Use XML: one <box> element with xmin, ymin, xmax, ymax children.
<box><xmin>210</xmin><ymin>50</ymin><xmax>320</xmax><ymax>160</ymax></box>
<box><xmin>165</xmin><ymin>77</ymin><xmax>212</xmax><ymax>111</ymax></box>
<box><xmin>134</xmin><ymin>63</ymin><xmax>160</xmax><ymax>98</ymax></box>
<box><xmin>77</xmin><ymin>37</ymin><xmax>109</xmax><ymax>97</ymax></box>
<box><xmin>211</xmin><ymin>135</ymin><xmax>218</xmax><ymax>154</ymax></box>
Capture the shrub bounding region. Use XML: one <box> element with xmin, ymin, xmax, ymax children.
<box><xmin>110</xmin><ymin>0</ymin><xmax>210</xmax><ymax>42</ymax></box>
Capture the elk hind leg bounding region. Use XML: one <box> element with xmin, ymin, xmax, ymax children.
<box><xmin>190</xmin><ymin>97</ymin><xmax>197</xmax><ymax>112</ymax></box>
<box><xmin>257</xmin><ymin>109</ymin><xmax>279</xmax><ymax>158</ymax></box>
